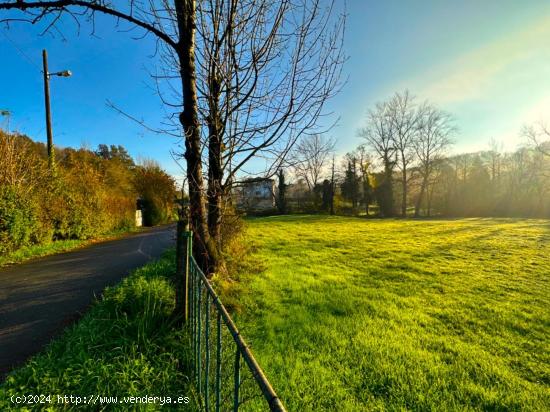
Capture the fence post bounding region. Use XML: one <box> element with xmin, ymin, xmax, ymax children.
<box><xmin>176</xmin><ymin>214</ymin><xmax>193</xmax><ymax>323</ymax></box>
<box><xmin>184</xmin><ymin>229</ymin><xmax>193</xmax><ymax>322</ymax></box>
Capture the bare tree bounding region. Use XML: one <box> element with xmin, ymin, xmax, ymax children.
<box><xmin>425</xmin><ymin>159</ymin><xmax>445</xmax><ymax>217</ymax></box>
<box><xmin>387</xmin><ymin>90</ymin><xmax>418</xmax><ymax>217</ymax></box>
<box><xmin>0</xmin><ymin>131</ymin><xmax>48</xmax><ymax>195</ymax></box>
<box><xmin>358</xmin><ymin>101</ymin><xmax>397</xmax><ymax>217</ymax></box>
<box><xmin>523</xmin><ymin>120</ymin><xmax>550</xmax><ymax>157</ymax></box>
<box><xmin>413</xmin><ymin>103</ymin><xmax>454</xmax><ymax>217</ymax></box>
<box><xmin>291</xmin><ymin>134</ymin><xmax>336</xmax><ymax>192</ymax></box>
<box><xmin>355</xmin><ymin>144</ymin><xmax>373</xmax><ymax>215</ymax></box>
<box><xmin>488</xmin><ymin>138</ymin><xmax>503</xmax><ymax>181</ymax></box>
<box><xmin>181</xmin><ymin>0</ymin><xmax>345</xmax><ymax>244</ymax></box>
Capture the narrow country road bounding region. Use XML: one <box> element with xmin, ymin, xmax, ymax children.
<box><xmin>0</xmin><ymin>224</ymin><xmax>176</xmax><ymax>380</ymax></box>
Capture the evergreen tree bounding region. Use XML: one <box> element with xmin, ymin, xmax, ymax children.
<box><xmin>341</xmin><ymin>159</ymin><xmax>360</xmax><ymax>212</ymax></box>
<box><xmin>321</xmin><ymin>179</ymin><xmax>332</xmax><ymax>211</ymax></box>
<box><xmin>276</xmin><ymin>169</ymin><xmax>287</xmax><ymax>214</ymax></box>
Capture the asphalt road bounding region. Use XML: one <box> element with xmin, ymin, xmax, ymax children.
<box><xmin>0</xmin><ymin>224</ymin><xmax>175</xmax><ymax>380</ymax></box>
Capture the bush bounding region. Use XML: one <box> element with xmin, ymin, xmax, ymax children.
<box><xmin>43</xmin><ymin>184</ymin><xmax>97</xmax><ymax>240</ymax></box>
<box><xmin>141</xmin><ymin>197</ymin><xmax>168</xmax><ymax>226</ymax></box>
<box><xmin>134</xmin><ymin>161</ymin><xmax>176</xmax><ymax>226</ymax></box>
<box><xmin>0</xmin><ymin>134</ymin><xmax>175</xmax><ymax>256</ymax></box>
<box><xmin>45</xmin><ymin>152</ymin><xmax>137</xmax><ymax>240</ymax></box>
<box><xmin>0</xmin><ymin>186</ymin><xmax>39</xmax><ymax>253</ymax></box>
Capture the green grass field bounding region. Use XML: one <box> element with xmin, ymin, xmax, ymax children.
<box><xmin>223</xmin><ymin>215</ymin><xmax>550</xmax><ymax>411</ymax></box>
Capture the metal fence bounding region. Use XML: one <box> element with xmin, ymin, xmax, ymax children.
<box><xmin>185</xmin><ymin>233</ymin><xmax>286</xmax><ymax>412</ymax></box>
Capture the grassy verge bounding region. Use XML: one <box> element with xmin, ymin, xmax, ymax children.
<box><xmin>0</xmin><ymin>250</ymin><xmax>198</xmax><ymax>411</ymax></box>
<box><xmin>0</xmin><ymin>227</ymin><xmax>141</xmax><ymax>268</ymax></box>
<box><xmin>221</xmin><ymin>215</ymin><xmax>550</xmax><ymax>411</ymax></box>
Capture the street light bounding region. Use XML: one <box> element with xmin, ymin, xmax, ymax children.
<box><xmin>42</xmin><ymin>49</ymin><xmax>71</xmax><ymax>170</ymax></box>
<box><xmin>50</xmin><ymin>70</ymin><xmax>72</xmax><ymax>78</ymax></box>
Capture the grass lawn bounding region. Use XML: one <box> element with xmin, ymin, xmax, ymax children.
<box><xmin>0</xmin><ymin>250</ymin><xmax>198</xmax><ymax>411</ymax></box>
<box><xmin>222</xmin><ymin>215</ymin><xmax>550</xmax><ymax>411</ymax></box>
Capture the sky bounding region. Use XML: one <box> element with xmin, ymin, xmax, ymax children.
<box><xmin>1</xmin><ymin>0</ymin><xmax>549</xmax><ymax>180</ymax></box>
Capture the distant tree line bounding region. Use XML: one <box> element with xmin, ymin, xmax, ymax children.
<box><xmin>0</xmin><ymin>131</ymin><xmax>176</xmax><ymax>255</ymax></box>
<box><xmin>276</xmin><ymin>92</ymin><xmax>550</xmax><ymax>218</ymax></box>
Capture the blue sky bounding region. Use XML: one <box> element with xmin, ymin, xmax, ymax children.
<box><xmin>1</xmin><ymin>0</ymin><xmax>549</xmax><ymax>179</ymax></box>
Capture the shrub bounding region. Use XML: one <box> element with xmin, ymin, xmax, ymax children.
<box><xmin>0</xmin><ymin>186</ymin><xmax>39</xmax><ymax>253</ymax></box>
<box><xmin>0</xmin><ymin>133</ymin><xmax>175</xmax><ymax>256</ymax></box>
<box><xmin>134</xmin><ymin>160</ymin><xmax>176</xmax><ymax>226</ymax></box>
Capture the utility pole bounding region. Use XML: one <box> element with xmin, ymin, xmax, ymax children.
<box><xmin>42</xmin><ymin>50</ymin><xmax>54</xmax><ymax>170</ymax></box>
<box><xmin>42</xmin><ymin>49</ymin><xmax>72</xmax><ymax>171</ymax></box>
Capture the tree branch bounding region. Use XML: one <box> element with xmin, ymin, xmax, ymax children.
<box><xmin>0</xmin><ymin>0</ymin><xmax>177</xmax><ymax>49</ymax></box>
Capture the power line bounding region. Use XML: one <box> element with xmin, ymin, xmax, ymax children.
<box><xmin>1</xmin><ymin>29</ymin><xmax>42</xmax><ymax>71</ymax></box>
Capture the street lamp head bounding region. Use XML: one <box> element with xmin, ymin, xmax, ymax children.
<box><xmin>49</xmin><ymin>70</ymin><xmax>72</xmax><ymax>78</ymax></box>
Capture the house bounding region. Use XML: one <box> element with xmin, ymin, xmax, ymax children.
<box><xmin>235</xmin><ymin>178</ymin><xmax>276</xmax><ymax>212</ymax></box>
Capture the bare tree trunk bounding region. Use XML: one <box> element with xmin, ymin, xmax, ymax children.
<box><xmin>381</xmin><ymin>159</ymin><xmax>395</xmax><ymax>217</ymax></box>
<box><xmin>401</xmin><ymin>168</ymin><xmax>407</xmax><ymax>216</ymax></box>
<box><xmin>207</xmin><ymin>73</ymin><xmax>223</xmax><ymax>248</ymax></box>
<box><xmin>415</xmin><ymin>174</ymin><xmax>428</xmax><ymax>217</ymax></box>
<box><xmin>364</xmin><ymin>181</ymin><xmax>370</xmax><ymax>216</ymax></box>
<box><xmin>207</xmin><ymin>152</ymin><xmax>223</xmax><ymax>245</ymax></box>
<box><xmin>427</xmin><ymin>180</ymin><xmax>435</xmax><ymax>217</ymax></box>
<box><xmin>175</xmin><ymin>0</ymin><xmax>219</xmax><ymax>273</ymax></box>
